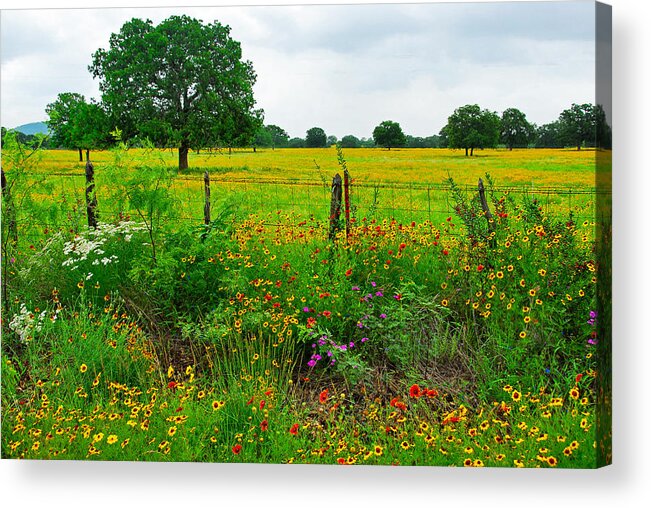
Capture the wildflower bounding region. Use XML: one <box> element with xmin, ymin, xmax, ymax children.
<box><xmin>319</xmin><ymin>389</ymin><xmax>329</xmax><ymax>404</ymax></box>
<box><xmin>107</xmin><ymin>435</ymin><xmax>118</xmax><ymax>445</ymax></box>
<box><xmin>232</xmin><ymin>444</ymin><xmax>242</xmax><ymax>455</ymax></box>
<box><xmin>80</xmin><ymin>364</ymin><xmax>88</xmax><ymax>373</ymax></box>
<box><xmin>260</xmin><ymin>420</ymin><xmax>269</xmax><ymax>432</ymax></box>
<box><xmin>289</xmin><ymin>424</ymin><xmax>299</xmax><ymax>435</ymax></box>
<box><xmin>409</xmin><ymin>384</ymin><xmax>421</xmax><ymax>398</ymax></box>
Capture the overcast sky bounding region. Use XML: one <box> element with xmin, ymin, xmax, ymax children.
<box><xmin>0</xmin><ymin>0</ymin><xmax>597</xmax><ymax>139</ymax></box>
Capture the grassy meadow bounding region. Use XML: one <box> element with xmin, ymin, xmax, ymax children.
<box><xmin>1</xmin><ymin>141</ymin><xmax>609</xmax><ymax>467</ymax></box>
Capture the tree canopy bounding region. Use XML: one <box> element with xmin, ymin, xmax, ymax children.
<box><xmin>558</xmin><ymin>103</ymin><xmax>595</xmax><ymax>151</ymax></box>
<box><xmin>500</xmin><ymin>107</ymin><xmax>534</xmax><ymax>150</ymax></box>
<box><xmin>305</xmin><ymin>127</ymin><xmax>327</xmax><ymax>148</ymax></box>
<box><xmin>446</xmin><ymin>104</ymin><xmax>500</xmax><ymax>156</ymax></box>
<box><xmin>89</xmin><ymin>15</ymin><xmax>263</xmax><ymax>170</ymax></box>
<box><xmin>45</xmin><ymin>92</ymin><xmax>111</xmax><ymax>161</ymax></box>
<box><xmin>372</xmin><ymin>120</ymin><xmax>406</xmax><ymax>150</ymax></box>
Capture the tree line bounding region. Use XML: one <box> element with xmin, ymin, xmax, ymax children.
<box><xmin>1</xmin><ymin>15</ymin><xmax>611</xmax><ymax>170</ymax></box>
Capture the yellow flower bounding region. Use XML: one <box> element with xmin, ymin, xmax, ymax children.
<box><xmin>107</xmin><ymin>435</ymin><xmax>118</xmax><ymax>445</ymax></box>
<box><xmin>80</xmin><ymin>364</ymin><xmax>88</xmax><ymax>373</ymax></box>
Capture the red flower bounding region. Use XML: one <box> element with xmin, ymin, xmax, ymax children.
<box><xmin>575</xmin><ymin>373</ymin><xmax>584</xmax><ymax>383</ymax></box>
<box><xmin>232</xmin><ymin>444</ymin><xmax>242</xmax><ymax>455</ymax></box>
<box><xmin>322</xmin><ymin>310</ymin><xmax>332</xmax><ymax>318</ymax></box>
<box><xmin>306</xmin><ymin>317</ymin><xmax>317</xmax><ymax>329</ymax></box>
<box><xmin>260</xmin><ymin>420</ymin><xmax>268</xmax><ymax>432</ymax></box>
<box><xmin>442</xmin><ymin>249</ymin><xmax>449</xmax><ymax>256</ymax></box>
<box><xmin>246</xmin><ymin>396</ymin><xmax>254</xmax><ymax>405</ymax></box>
<box><xmin>319</xmin><ymin>389</ymin><xmax>329</xmax><ymax>404</ymax></box>
<box><xmin>390</xmin><ymin>397</ymin><xmax>398</xmax><ymax>407</ymax></box>
<box><xmin>337</xmin><ymin>457</ymin><xmax>347</xmax><ymax>464</ymax></box>
<box><xmin>264</xmin><ymin>293</ymin><xmax>273</xmax><ymax>302</ymax></box>
<box><xmin>426</xmin><ymin>389</ymin><xmax>439</xmax><ymax>398</ymax></box>
<box><xmin>477</xmin><ymin>264</ymin><xmax>484</xmax><ymax>272</ymax></box>
<box><xmin>399</xmin><ymin>243</ymin><xmax>406</xmax><ymax>250</ymax></box>
<box><xmin>264</xmin><ymin>390</ymin><xmax>273</xmax><ymax>397</ymax></box>
<box><xmin>259</xmin><ymin>400</ymin><xmax>266</xmax><ymax>410</ymax></box>
<box><xmin>409</xmin><ymin>384</ymin><xmax>421</xmax><ymax>398</ymax></box>
<box><xmin>345</xmin><ymin>269</ymin><xmax>353</xmax><ymax>277</ymax></box>
<box><xmin>167</xmin><ymin>381</ymin><xmax>178</xmax><ymax>390</ymax></box>
<box><xmin>395</xmin><ymin>401</ymin><xmax>407</xmax><ymax>411</ymax></box>
<box><xmin>289</xmin><ymin>423</ymin><xmax>299</xmax><ymax>435</ymax></box>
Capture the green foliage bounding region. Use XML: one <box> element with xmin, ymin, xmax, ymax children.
<box><xmin>558</xmin><ymin>103</ymin><xmax>596</xmax><ymax>150</ymax></box>
<box><xmin>446</xmin><ymin>104</ymin><xmax>501</xmax><ymax>156</ymax></box>
<box><xmin>372</xmin><ymin>120</ymin><xmax>406</xmax><ymax>150</ymax></box>
<box><xmin>339</xmin><ymin>134</ymin><xmax>360</xmax><ymax>148</ymax></box>
<box><xmin>89</xmin><ymin>15</ymin><xmax>263</xmax><ymax>170</ymax></box>
<box><xmin>305</xmin><ymin>127</ymin><xmax>327</xmax><ymax>148</ymax></box>
<box><xmin>500</xmin><ymin>108</ymin><xmax>535</xmax><ymax>150</ymax></box>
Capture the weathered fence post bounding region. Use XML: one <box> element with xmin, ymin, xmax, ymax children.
<box><xmin>85</xmin><ymin>160</ymin><xmax>98</xmax><ymax>229</ymax></box>
<box><xmin>204</xmin><ymin>171</ymin><xmax>211</xmax><ymax>225</ymax></box>
<box><xmin>329</xmin><ymin>173</ymin><xmax>342</xmax><ymax>240</ymax></box>
<box><xmin>343</xmin><ymin>169</ymin><xmax>351</xmax><ymax>238</ymax></box>
<box><xmin>478</xmin><ymin>178</ymin><xmax>496</xmax><ymax>248</ymax></box>
<box><xmin>2</xmin><ymin>169</ymin><xmax>18</xmax><ymax>245</ymax></box>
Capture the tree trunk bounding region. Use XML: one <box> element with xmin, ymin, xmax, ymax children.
<box><xmin>86</xmin><ymin>149</ymin><xmax>90</xmax><ymax>161</ymax></box>
<box><xmin>179</xmin><ymin>142</ymin><xmax>189</xmax><ymax>171</ymax></box>
<box><xmin>470</xmin><ymin>147</ymin><xmax>475</xmax><ymax>156</ymax></box>
<box><xmin>465</xmin><ymin>147</ymin><xmax>469</xmax><ymax>156</ymax></box>
<box><xmin>78</xmin><ymin>148</ymin><xmax>83</xmax><ymax>162</ymax></box>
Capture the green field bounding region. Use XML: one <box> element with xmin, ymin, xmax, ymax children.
<box><xmin>1</xmin><ymin>140</ymin><xmax>610</xmax><ymax>467</ymax></box>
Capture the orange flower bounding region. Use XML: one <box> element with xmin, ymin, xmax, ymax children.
<box><xmin>409</xmin><ymin>384</ymin><xmax>421</xmax><ymax>398</ymax></box>
<box><xmin>319</xmin><ymin>389</ymin><xmax>329</xmax><ymax>404</ymax></box>
<box><xmin>260</xmin><ymin>420</ymin><xmax>268</xmax><ymax>432</ymax></box>
<box><xmin>289</xmin><ymin>423</ymin><xmax>299</xmax><ymax>435</ymax></box>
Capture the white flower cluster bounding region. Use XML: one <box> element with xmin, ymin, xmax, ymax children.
<box><xmin>61</xmin><ymin>221</ymin><xmax>148</xmax><ymax>273</ymax></box>
<box><xmin>8</xmin><ymin>303</ymin><xmax>47</xmax><ymax>342</ymax></box>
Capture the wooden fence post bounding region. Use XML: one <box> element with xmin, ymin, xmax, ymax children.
<box><xmin>329</xmin><ymin>173</ymin><xmax>342</xmax><ymax>240</ymax></box>
<box><xmin>85</xmin><ymin>160</ymin><xmax>98</xmax><ymax>229</ymax></box>
<box><xmin>478</xmin><ymin>178</ymin><xmax>496</xmax><ymax>248</ymax></box>
<box><xmin>2</xmin><ymin>169</ymin><xmax>18</xmax><ymax>245</ymax></box>
<box><xmin>204</xmin><ymin>171</ymin><xmax>211</xmax><ymax>225</ymax></box>
<box><xmin>343</xmin><ymin>169</ymin><xmax>351</xmax><ymax>238</ymax></box>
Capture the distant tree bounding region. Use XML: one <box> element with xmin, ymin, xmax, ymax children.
<box><xmin>372</xmin><ymin>120</ymin><xmax>406</xmax><ymax>150</ymax></box>
<box><xmin>252</xmin><ymin>126</ymin><xmax>273</xmax><ymax>151</ymax></box>
<box><xmin>438</xmin><ymin>126</ymin><xmax>449</xmax><ymax>148</ymax></box>
<box><xmin>445</xmin><ymin>104</ymin><xmax>500</xmax><ymax>156</ymax></box>
<box><xmin>500</xmin><ymin>108</ymin><xmax>535</xmax><ymax>150</ymax></box>
<box><xmin>46</xmin><ymin>92</ymin><xmax>87</xmax><ymax>161</ymax></box>
<box><xmin>90</xmin><ymin>15</ymin><xmax>263</xmax><ymax>170</ymax></box>
<box><xmin>405</xmin><ymin>135</ymin><xmax>439</xmax><ymax>148</ymax></box>
<box><xmin>535</xmin><ymin>122</ymin><xmax>563</xmax><ymax>148</ymax></box>
<box><xmin>558</xmin><ymin>103</ymin><xmax>596</xmax><ymax>150</ymax></box>
<box><xmin>326</xmin><ymin>135</ymin><xmax>338</xmax><ymax>147</ymax></box>
<box><xmin>594</xmin><ymin>104</ymin><xmax>612</xmax><ymax>150</ymax></box>
<box><xmin>359</xmin><ymin>137</ymin><xmax>375</xmax><ymax>148</ymax></box>
<box><xmin>340</xmin><ymin>135</ymin><xmax>360</xmax><ymax>148</ymax></box>
<box><xmin>305</xmin><ymin>127</ymin><xmax>327</xmax><ymax>148</ymax></box>
<box><xmin>46</xmin><ymin>93</ymin><xmax>111</xmax><ymax>160</ymax></box>
<box><xmin>265</xmin><ymin>124</ymin><xmax>289</xmax><ymax>149</ymax></box>
<box><xmin>287</xmin><ymin>137</ymin><xmax>306</xmax><ymax>148</ymax></box>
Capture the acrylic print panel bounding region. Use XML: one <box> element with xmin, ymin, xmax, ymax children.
<box><xmin>0</xmin><ymin>0</ymin><xmax>611</xmax><ymax>468</ymax></box>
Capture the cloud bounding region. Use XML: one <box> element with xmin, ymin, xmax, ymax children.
<box><xmin>1</xmin><ymin>2</ymin><xmax>597</xmax><ymax>136</ymax></box>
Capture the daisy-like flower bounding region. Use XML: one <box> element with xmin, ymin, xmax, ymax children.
<box><xmin>107</xmin><ymin>435</ymin><xmax>118</xmax><ymax>445</ymax></box>
<box><xmin>80</xmin><ymin>364</ymin><xmax>88</xmax><ymax>373</ymax></box>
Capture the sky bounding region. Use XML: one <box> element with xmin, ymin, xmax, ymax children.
<box><xmin>0</xmin><ymin>0</ymin><xmax>597</xmax><ymax>139</ymax></box>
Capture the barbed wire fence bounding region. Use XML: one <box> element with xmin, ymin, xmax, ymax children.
<box><xmin>2</xmin><ymin>169</ymin><xmax>605</xmax><ymax>246</ymax></box>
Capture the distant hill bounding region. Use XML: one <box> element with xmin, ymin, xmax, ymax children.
<box><xmin>12</xmin><ymin>122</ymin><xmax>49</xmax><ymax>135</ymax></box>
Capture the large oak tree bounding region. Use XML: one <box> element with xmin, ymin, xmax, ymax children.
<box><xmin>90</xmin><ymin>15</ymin><xmax>263</xmax><ymax>170</ymax></box>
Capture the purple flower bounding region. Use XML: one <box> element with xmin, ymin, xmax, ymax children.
<box><xmin>380</xmin><ymin>313</ymin><xmax>387</xmax><ymax>319</ymax></box>
<box><xmin>375</xmin><ymin>291</ymin><xmax>384</xmax><ymax>297</ymax></box>
<box><xmin>588</xmin><ymin>338</ymin><xmax>598</xmax><ymax>345</ymax></box>
<box><xmin>318</xmin><ymin>338</ymin><xmax>326</xmax><ymax>346</ymax></box>
<box><xmin>361</xmin><ymin>337</ymin><xmax>369</xmax><ymax>343</ymax></box>
<box><xmin>327</xmin><ymin>350</ymin><xmax>333</xmax><ymax>357</ymax></box>
<box><xmin>352</xmin><ymin>286</ymin><xmax>360</xmax><ymax>291</ymax></box>
<box><xmin>589</xmin><ymin>310</ymin><xmax>597</xmax><ymax>319</ymax></box>
<box><xmin>311</xmin><ymin>343</ymin><xmax>316</xmax><ymax>348</ymax></box>
<box><xmin>303</xmin><ymin>307</ymin><xmax>310</xmax><ymax>312</ymax></box>
<box><xmin>307</xmin><ymin>360</ymin><xmax>317</xmax><ymax>367</ymax></box>
<box><xmin>357</xmin><ymin>321</ymin><xmax>365</xmax><ymax>329</ymax></box>
<box><xmin>349</xmin><ymin>342</ymin><xmax>355</xmax><ymax>348</ymax></box>
<box><xmin>340</xmin><ymin>345</ymin><xmax>347</xmax><ymax>351</ymax></box>
<box><xmin>371</xmin><ymin>281</ymin><xmax>377</xmax><ymax>287</ymax></box>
